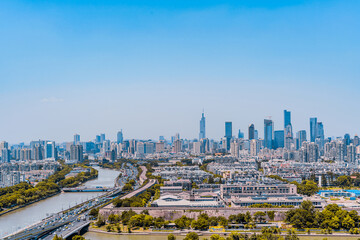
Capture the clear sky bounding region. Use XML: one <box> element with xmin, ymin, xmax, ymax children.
<box><xmin>0</xmin><ymin>0</ymin><xmax>359</xmax><ymax>143</ymax></box>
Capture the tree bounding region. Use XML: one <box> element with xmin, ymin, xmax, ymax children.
<box><xmin>108</xmin><ymin>213</ymin><xmax>120</xmax><ymax>224</ymax></box>
<box><xmin>296</xmin><ymin>180</ymin><xmax>319</xmax><ymax>196</ymax></box>
<box><xmin>95</xmin><ymin>218</ymin><xmax>105</xmax><ymax>227</ymax></box>
<box><xmin>343</xmin><ymin>215</ymin><xmax>355</xmax><ymax>230</ymax></box>
<box><xmin>267</xmin><ymin>211</ymin><xmax>275</xmax><ymax>221</ymax></box>
<box><xmin>72</xmin><ymin>236</ymin><xmax>85</xmax><ymax>240</ymax></box>
<box><xmin>116</xmin><ymin>223</ymin><xmax>122</xmax><ymax>233</ymax></box>
<box><xmin>337</xmin><ymin>176</ymin><xmax>352</xmax><ymax>188</ymax></box>
<box><xmin>217</xmin><ymin>216</ymin><xmax>228</xmax><ymax>227</ymax></box>
<box><xmin>254</xmin><ymin>212</ymin><xmax>266</xmax><ymax>223</ymax></box>
<box><xmin>191</xmin><ymin>218</ymin><xmax>209</xmax><ymax>230</ymax></box>
<box><xmin>106</xmin><ymin>225</ymin><xmax>113</xmax><ymax>232</ymax></box>
<box><xmin>244</xmin><ymin>211</ymin><xmax>252</xmax><ymax>223</ymax></box>
<box><xmin>175</xmin><ymin>216</ymin><xmax>192</xmax><ymax>229</ymax></box>
<box><xmin>89</xmin><ymin>208</ymin><xmax>99</xmax><ymax>218</ymax></box>
<box><xmin>184</xmin><ymin>232</ymin><xmax>199</xmax><ymax>240</ymax></box>
<box><xmin>285</xmin><ymin>229</ymin><xmax>299</xmax><ymax>240</ymax></box>
<box><xmin>168</xmin><ymin>233</ymin><xmax>176</xmax><ymax>240</ymax></box>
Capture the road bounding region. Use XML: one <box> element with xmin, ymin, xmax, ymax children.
<box><xmin>3</xmin><ymin>163</ymin><xmax>138</xmax><ymax>240</ymax></box>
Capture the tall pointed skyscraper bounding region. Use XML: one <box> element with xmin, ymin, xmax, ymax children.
<box><xmin>117</xmin><ymin>130</ymin><xmax>123</xmax><ymax>144</ymax></box>
<box><xmin>199</xmin><ymin>112</ymin><xmax>206</xmax><ymax>139</ymax></box>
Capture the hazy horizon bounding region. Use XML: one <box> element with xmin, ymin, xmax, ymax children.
<box><xmin>1</xmin><ymin>0</ymin><xmax>359</xmax><ymax>143</ymax></box>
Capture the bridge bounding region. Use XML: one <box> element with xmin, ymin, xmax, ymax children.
<box><xmin>120</xmin><ymin>179</ymin><xmax>157</xmax><ymax>199</ymax></box>
<box><xmin>63</xmin><ymin>187</ymin><xmax>115</xmax><ymax>192</ymax></box>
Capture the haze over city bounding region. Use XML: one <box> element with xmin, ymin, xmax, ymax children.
<box><xmin>1</xmin><ymin>0</ymin><xmax>360</xmax><ymax>143</ymax></box>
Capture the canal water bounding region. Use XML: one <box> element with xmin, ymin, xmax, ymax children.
<box><xmin>0</xmin><ymin>167</ymin><xmax>120</xmax><ymax>238</ymax></box>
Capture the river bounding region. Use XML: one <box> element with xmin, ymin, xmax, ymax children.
<box><xmin>0</xmin><ymin>167</ymin><xmax>120</xmax><ymax>238</ymax></box>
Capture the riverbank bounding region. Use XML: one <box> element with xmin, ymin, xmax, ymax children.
<box><xmin>0</xmin><ymin>167</ymin><xmax>120</xmax><ymax>239</ymax></box>
<box><xmin>0</xmin><ymin>191</ymin><xmax>59</xmax><ymax>217</ymax></box>
<box><xmin>0</xmin><ymin>166</ymin><xmax>98</xmax><ymax>217</ymax></box>
<box><xmin>85</xmin><ymin>229</ymin><xmax>360</xmax><ymax>240</ymax></box>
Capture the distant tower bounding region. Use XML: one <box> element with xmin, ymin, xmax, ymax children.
<box><xmin>117</xmin><ymin>130</ymin><xmax>124</xmax><ymax>144</ymax></box>
<box><xmin>225</xmin><ymin>122</ymin><xmax>232</xmax><ymax>151</ymax></box>
<box><xmin>248</xmin><ymin>124</ymin><xmax>255</xmax><ymax>140</ymax></box>
<box><xmin>284</xmin><ymin>110</ymin><xmax>291</xmax><ymax>128</ymax></box>
<box><xmin>199</xmin><ymin>112</ymin><xmax>206</xmax><ymax>139</ymax></box>
<box><xmin>264</xmin><ymin>119</ymin><xmax>274</xmax><ymax>149</ymax></box>
<box><xmin>74</xmin><ymin>134</ymin><xmax>80</xmax><ymax>145</ymax></box>
<box><xmin>310</xmin><ymin>118</ymin><xmax>317</xmax><ymax>142</ymax></box>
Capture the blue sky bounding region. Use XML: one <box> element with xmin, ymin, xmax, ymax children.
<box><xmin>0</xmin><ymin>0</ymin><xmax>359</xmax><ymax>143</ymax></box>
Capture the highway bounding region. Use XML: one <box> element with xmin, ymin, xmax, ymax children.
<box><xmin>2</xmin><ymin>163</ymin><xmax>148</xmax><ymax>240</ymax></box>
<box><xmin>3</xmin><ymin>164</ymin><xmax>138</xmax><ymax>240</ymax></box>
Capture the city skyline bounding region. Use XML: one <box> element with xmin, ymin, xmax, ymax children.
<box><xmin>1</xmin><ymin>0</ymin><xmax>360</xmax><ymax>142</ymax></box>
<box><xmin>1</xmin><ymin>109</ymin><xmax>359</xmax><ymax>144</ymax></box>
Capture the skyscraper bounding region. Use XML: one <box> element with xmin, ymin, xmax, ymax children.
<box><xmin>225</xmin><ymin>122</ymin><xmax>232</xmax><ymax>138</ymax></box>
<box><xmin>238</xmin><ymin>129</ymin><xmax>244</xmax><ymax>139</ymax></box>
<box><xmin>74</xmin><ymin>134</ymin><xmax>80</xmax><ymax>145</ymax></box>
<box><xmin>100</xmin><ymin>133</ymin><xmax>106</xmax><ymax>143</ymax></box>
<box><xmin>44</xmin><ymin>141</ymin><xmax>56</xmax><ymax>159</ymax></box>
<box><xmin>296</xmin><ymin>130</ymin><xmax>307</xmax><ymax>148</ymax></box>
<box><xmin>274</xmin><ymin>130</ymin><xmax>284</xmax><ymax>149</ymax></box>
<box><xmin>248</xmin><ymin>124</ymin><xmax>255</xmax><ymax>140</ymax></box>
<box><xmin>70</xmin><ymin>144</ymin><xmax>84</xmax><ymax>163</ymax></box>
<box><xmin>264</xmin><ymin>119</ymin><xmax>273</xmax><ymax>149</ymax></box>
<box><xmin>225</xmin><ymin>122</ymin><xmax>232</xmax><ymax>151</ymax></box>
<box><xmin>284</xmin><ymin>110</ymin><xmax>291</xmax><ymax>128</ymax></box>
<box><xmin>117</xmin><ymin>130</ymin><xmax>124</xmax><ymax>144</ymax></box>
<box><xmin>310</xmin><ymin>117</ymin><xmax>317</xmax><ymax>142</ymax></box>
<box><xmin>199</xmin><ymin>112</ymin><xmax>206</xmax><ymax>139</ymax></box>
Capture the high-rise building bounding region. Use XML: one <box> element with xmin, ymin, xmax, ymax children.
<box><xmin>248</xmin><ymin>124</ymin><xmax>255</xmax><ymax>140</ymax></box>
<box><xmin>199</xmin><ymin>112</ymin><xmax>206</xmax><ymax>140</ymax></box>
<box><xmin>100</xmin><ymin>134</ymin><xmax>106</xmax><ymax>143</ymax></box>
<box><xmin>238</xmin><ymin>129</ymin><xmax>244</xmax><ymax>139</ymax></box>
<box><xmin>44</xmin><ymin>141</ymin><xmax>56</xmax><ymax>159</ymax></box>
<box><xmin>74</xmin><ymin>134</ymin><xmax>80</xmax><ymax>145</ymax></box>
<box><xmin>117</xmin><ymin>130</ymin><xmax>124</xmax><ymax>144</ymax></box>
<box><xmin>335</xmin><ymin>141</ymin><xmax>346</xmax><ymax>163</ymax></box>
<box><xmin>155</xmin><ymin>141</ymin><xmax>165</xmax><ymax>153</ymax></box>
<box><xmin>33</xmin><ymin>144</ymin><xmax>44</xmax><ymax>160</ymax></box>
<box><xmin>254</xmin><ymin>130</ymin><xmax>259</xmax><ymax>139</ymax></box>
<box><xmin>284</xmin><ymin>110</ymin><xmax>291</xmax><ymax>128</ymax></box>
<box><xmin>274</xmin><ymin>130</ymin><xmax>284</xmax><ymax>149</ymax></box>
<box><xmin>1</xmin><ymin>149</ymin><xmax>10</xmax><ymax>163</ymax></box>
<box><xmin>230</xmin><ymin>140</ymin><xmax>240</xmax><ymax>158</ymax></box>
<box><xmin>347</xmin><ymin>144</ymin><xmax>356</xmax><ymax>164</ymax></box>
<box><xmin>173</xmin><ymin>139</ymin><xmax>182</xmax><ymax>153</ymax></box>
<box><xmin>20</xmin><ymin>149</ymin><xmax>32</xmax><ymax>161</ymax></box>
<box><xmin>224</xmin><ymin>122</ymin><xmax>232</xmax><ymax>151</ymax></box>
<box><xmin>310</xmin><ymin>117</ymin><xmax>317</xmax><ymax>142</ymax></box>
<box><xmin>225</xmin><ymin>122</ymin><xmax>232</xmax><ymax>138</ymax></box>
<box><xmin>70</xmin><ymin>144</ymin><xmax>83</xmax><ymax>162</ymax></box>
<box><xmin>296</xmin><ymin>130</ymin><xmax>307</xmax><ymax>148</ymax></box>
<box><xmin>284</xmin><ymin>124</ymin><xmax>294</xmax><ymax>149</ymax></box>
<box><xmin>344</xmin><ymin>134</ymin><xmax>351</xmax><ymax>145</ymax></box>
<box><xmin>264</xmin><ymin>119</ymin><xmax>273</xmax><ymax>149</ymax></box>
<box><xmin>95</xmin><ymin>135</ymin><xmax>101</xmax><ymax>143</ymax></box>
<box><xmin>300</xmin><ymin>142</ymin><xmax>319</xmax><ymax>162</ymax></box>
<box><xmin>354</xmin><ymin>135</ymin><xmax>360</xmax><ymax>146</ymax></box>
<box><xmin>250</xmin><ymin>139</ymin><xmax>261</xmax><ymax>156</ymax></box>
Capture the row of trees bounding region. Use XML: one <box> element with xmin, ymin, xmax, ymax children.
<box><xmin>58</xmin><ymin>167</ymin><xmax>98</xmax><ymax>188</ymax></box>
<box><xmin>286</xmin><ymin>200</ymin><xmax>360</xmax><ymax>231</ymax></box>
<box><xmin>102</xmin><ymin>210</ymin><xmax>276</xmax><ymax>231</ymax></box>
<box><xmin>168</xmin><ymin>229</ymin><xmax>299</xmax><ymax>240</ymax></box>
<box><xmin>0</xmin><ymin>164</ymin><xmax>98</xmax><ymax>210</ymax></box>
